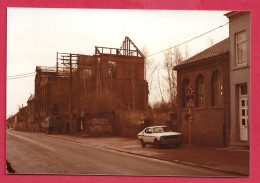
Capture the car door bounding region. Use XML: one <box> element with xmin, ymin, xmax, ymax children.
<box><xmin>143</xmin><ymin>128</ymin><xmax>154</xmax><ymax>143</ymax></box>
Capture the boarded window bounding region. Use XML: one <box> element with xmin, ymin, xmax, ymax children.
<box><xmin>182</xmin><ymin>78</ymin><xmax>190</xmax><ymax>108</ymax></box>
<box><xmin>108</xmin><ymin>61</ymin><xmax>117</xmax><ymax>78</ymax></box>
<box><xmin>195</xmin><ymin>75</ymin><xmax>204</xmax><ymax>107</ymax></box>
<box><xmin>211</xmin><ymin>71</ymin><xmax>223</xmax><ymax>106</ymax></box>
<box><xmin>83</xmin><ymin>69</ymin><xmax>92</xmax><ymax>78</ymax></box>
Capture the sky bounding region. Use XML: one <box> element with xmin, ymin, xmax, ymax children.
<box><xmin>6</xmin><ymin>8</ymin><xmax>229</xmax><ymax>117</ymax></box>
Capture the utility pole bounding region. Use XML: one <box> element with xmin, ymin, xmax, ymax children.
<box><xmin>56</xmin><ymin>52</ymin><xmax>58</xmax><ymax>74</ymax></box>
<box><xmin>69</xmin><ymin>54</ymin><xmax>73</xmax><ymax>134</ymax></box>
<box><xmin>57</xmin><ymin>52</ymin><xmax>78</xmax><ymax>135</ymax></box>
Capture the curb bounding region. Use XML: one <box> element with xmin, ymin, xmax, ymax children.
<box><xmin>103</xmin><ymin>147</ymin><xmax>248</xmax><ymax>177</ymax></box>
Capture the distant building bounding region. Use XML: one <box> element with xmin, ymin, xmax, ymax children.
<box><xmin>12</xmin><ymin>105</ymin><xmax>28</xmax><ymax>131</ymax></box>
<box><xmin>34</xmin><ymin>66</ymin><xmax>70</xmax><ymax>131</ymax></box>
<box><xmin>225</xmin><ymin>11</ymin><xmax>250</xmax><ymax>149</ymax></box>
<box><xmin>6</xmin><ymin>114</ymin><xmax>16</xmax><ymax>129</ymax></box>
<box><xmin>27</xmin><ymin>94</ymin><xmax>35</xmax><ymax>127</ymax></box>
<box><xmin>174</xmin><ymin>38</ymin><xmax>230</xmax><ymax>147</ymax></box>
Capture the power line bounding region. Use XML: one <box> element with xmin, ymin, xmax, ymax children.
<box><xmin>146</xmin><ymin>22</ymin><xmax>229</xmax><ymax>58</ymax></box>
<box><xmin>6</xmin><ymin>22</ymin><xmax>229</xmax><ymax>79</ymax></box>
<box><xmin>7</xmin><ymin>72</ymin><xmax>36</xmax><ymax>78</ymax></box>
<box><xmin>7</xmin><ymin>73</ymin><xmax>36</xmax><ymax>80</ymax></box>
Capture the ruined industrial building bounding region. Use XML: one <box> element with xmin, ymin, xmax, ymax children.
<box><xmin>8</xmin><ymin>37</ymin><xmax>149</xmax><ymax>134</ymax></box>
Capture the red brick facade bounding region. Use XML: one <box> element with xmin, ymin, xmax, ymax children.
<box><xmin>174</xmin><ymin>38</ymin><xmax>230</xmax><ymax>147</ymax></box>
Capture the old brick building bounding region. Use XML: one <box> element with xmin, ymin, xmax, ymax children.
<box><xmin>32</xmin><ymin>37</ymin><xmax>148</xmax><ymax>133</ymax></box>
<box><xmin>34</xmin><ymin>66</ymin><xmax>70</xmax><ymax>131</ymax></box>
<box><xmin>71</xmin><ymin>37</ymin><xmax>148</xmax><ymax>113</ymax></box>
<box><xmin>27</xmin><ymin>94</ymin><xmax>35</xmax><ymax>127</ymax></box>
<box><xmin>68</xmin><ymin>37</ymin><xmax>148</xmax><ymax>133</ymax></box>
<box><xmin>174</xmin><ymin>38</ymin><xmax>230</xmax><ymax>147</ymax></box>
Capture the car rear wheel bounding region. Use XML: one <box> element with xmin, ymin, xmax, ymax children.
<box><xmin>140</xmin><ymin>140</ymin><xmax>146</xmax><ymax>148</ymax></box>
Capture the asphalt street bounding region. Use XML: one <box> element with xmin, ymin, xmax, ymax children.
<box><xmin>6</xmin><ymin>130</ymin><xmax>236</xmax><ymax>176</ymax></box>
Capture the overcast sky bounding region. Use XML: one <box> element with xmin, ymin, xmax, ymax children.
<box><xmin>6</xmin><ymin>8</ymin><xmax>229</xmax><ymax>117</ymax></box>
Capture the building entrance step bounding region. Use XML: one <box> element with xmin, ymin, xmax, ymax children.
<box><xmin>230</xmin><ymin>141</ymin><xmax>250</xmax><ymax>150</ymax></box>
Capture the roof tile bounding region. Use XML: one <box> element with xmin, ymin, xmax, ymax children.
<box><xmin>176</xmin><ymin>38</ymin><xmax>229</xmax><ymax>67</ymax></box>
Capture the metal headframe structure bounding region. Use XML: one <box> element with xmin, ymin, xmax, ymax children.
<box><xmin>95</xmin><ymin>36</ymin><xmax>144</xmax><ymax>58</ymax></box>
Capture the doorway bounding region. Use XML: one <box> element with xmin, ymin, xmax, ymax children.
<box><xmin>239</xmin><ymin>85</ymin><xmax>249</xmax><ymax>141</ymax></box>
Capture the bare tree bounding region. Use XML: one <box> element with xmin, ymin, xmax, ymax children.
<box><xmin>142</xmin><ymin>46</ymin><xmax>152</xmax><ymax>81</ymax></box>
<box><xmin>184</xmin><ymin>44</ymin><xmax>190</xmax><ymax>60</ymax></box>
<box><xmin>163</xmin><ymin>47</ymin><xmax>183</xmax><ymax>109</ymax></box>
<box><xmin>207</xmin><ymin>36</ymin><xmax>215</xmax><ymax>46</ymax></box>
<box><xmin>141</xmin><ymin>46</ymin><xmax>160</xmax><ymax>106</ymax></box>
<box><xmin>83</xmin><ymin>90</ymin><xmax>125</xmax><ymax>114</ymax></box>
<box><xmin>157</xmin><ymin>69</ymin><xmax>165</xmax><ymax>102</ymax></box>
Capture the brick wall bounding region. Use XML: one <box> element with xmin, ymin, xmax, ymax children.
<box><xmin>176</xmin><ymin>54</ymin><xmax>230</xmax><ymax>147</ymax></box>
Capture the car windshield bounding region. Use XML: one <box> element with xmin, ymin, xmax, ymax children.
<box><xmin>153</xmin><ymin>127</ymin><xmax>172</xmax><ymax>133</ymax></box>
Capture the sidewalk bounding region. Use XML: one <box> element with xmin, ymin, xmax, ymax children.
<box><xmin>42</xmin><ymin>133</ymin><xmax>250</xmax><ymax>176</ymax></box>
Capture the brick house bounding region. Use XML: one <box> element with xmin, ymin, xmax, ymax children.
<box><xmin>174</xmin><ymin>38</ymin><xmax>230</xmax><ymax>147</ymax></box>
<box><xmin>225</xmin><ymin>11</ymin><xmax>250</xmax><ymax>149</ymax></box>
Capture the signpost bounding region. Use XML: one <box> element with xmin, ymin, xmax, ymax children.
<box><xmin>185</xmin><ymin>85</ymin><xmax>195</xmax><ymax>151</ymax></box>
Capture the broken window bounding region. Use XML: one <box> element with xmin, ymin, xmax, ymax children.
<box><xmin>108</xmin><ymin>61</ymin><xmax>117</xmax><ymax>78</ymax></box>
<box><xmin>182</xmin><ymin>78</ymin><xmax>190</xmax><ymax>108</ymax></box>
<box><xmin>235</xmin><ymin>31</ymin><xmax>247</xmax><ymax>66</ymax></box>
<box><xmin>83</xmin><ymin>69</ymin><xmax>92</xmax><ymax>78</ymax></box>
<box><xmin>195</xmin><ymin>75</ymin><xmax>204</xmax><ymax>107</ymax></box>
<box><xmin>211</xmin><ymin>71</ymin><xmax>223</xmax><ymax>106</ymax></box>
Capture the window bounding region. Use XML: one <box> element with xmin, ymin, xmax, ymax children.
<box><xmin>195</xmin><ymin>75</ymin><xmax>204</xmax><ymax>107</ymax></box>
<box><xmin>235</xmin><ymin>31</ymin><xmax>247</xmax><ymax>66</ymax></box>
<box><xmin>108</xmin><ymin>61</ymin><xmax>117</xmax><ymax>78</ymax></box>
<box><xmin>145</xmin><ymin>128</ymin><xmax>153</xmax><ymax>133</ymax></box>
<box><xmin>240</xmin><ymin>85</ymin><xmax>247</xmax><ymax>95</ymax></box>
<box><xmin>211</xmin><ymin>71</ymin><xmax>223</xmax><ymax>106</ymax></box>
<box><xmin>82</xmin><ymin>68</ymin><xmax>94</xmax><ymax>93</ymax></box>
<box><xmin>83</xmin><ymin>69</ymin><xmax>92</xmax><ymax>78</ymax></box>
<box><xmin>182</xmin><ymin>78</ymin><xmax>190</xmax><ymax>108</ymax></box>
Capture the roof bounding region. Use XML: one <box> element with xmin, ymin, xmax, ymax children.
<box><xmin>225</xmin><ymin>11</ymin><xmax>250</xmax><ymax>19</ymax></box>
<box><xmin>27</xmin><ymin>94</ymin><xmax>35</xmax><ymax>102</ymax></box>
<box><xmin>224</xmin><ymin>11</ymin><xmax>240</xmax><ymax>18</ymax></box>
<box><xmin>174</xmin><ymin>38</ymin><xmax>229</xmax><ymax>69</ymax></box>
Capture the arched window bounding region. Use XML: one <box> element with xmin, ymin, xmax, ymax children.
<box><xmin>182</xmin><ymin>78</ymin><xmax>190</xmax><ymax>108</ymax></box>
<box><xmin>196</xmin><ymin>75</ymin><xmax>204</xmax><ymax>107</ymax></box>
<box><xmin>211</xmin><ymin>71</ymin><xmax>223</xmax><ymax>106</ymax></box>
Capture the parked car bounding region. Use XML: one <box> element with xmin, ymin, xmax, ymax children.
<box><xmin>137</xmin><ymin>126</ymin><xmax>183</xmax><ymax>148</ymax></box>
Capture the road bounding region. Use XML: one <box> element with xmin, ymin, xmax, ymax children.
<box><xmin>6</xmin><ymin>130</ymin><xmax>236</xmax><ymax>176</ymax></box>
